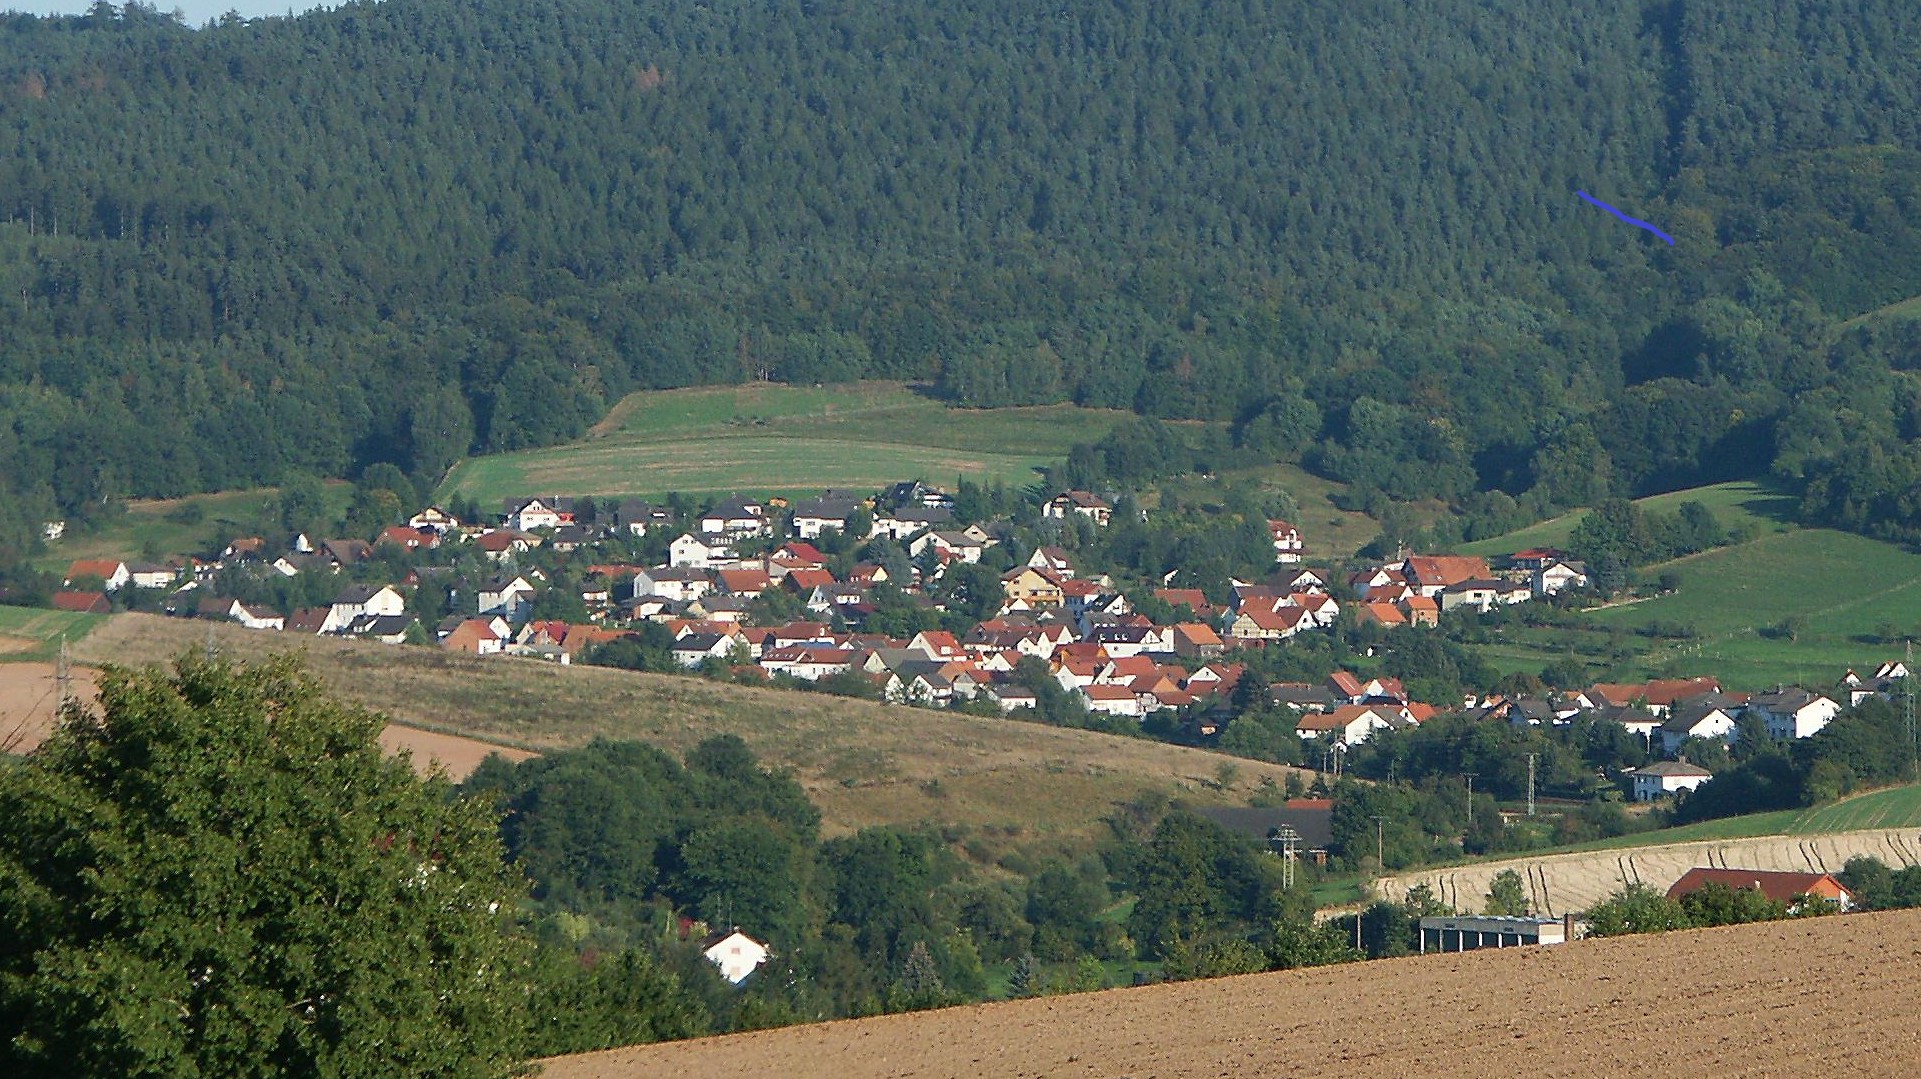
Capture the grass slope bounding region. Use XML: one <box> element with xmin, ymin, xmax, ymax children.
<box><xmin>440</xmin><ymin>381</ymin><xmax>1132</xmax><ymax>504</ymax></box>
<box><xmin>72</xmin><ymin>614</ymin><xmax>1306</xmax><ymax>861</ymax></box>
<box><xmin>1456</xmin><ymin>480</ymin><xmax>1797</xmax><ymax>556</ymax></box>
<box><xmin>1583</xmin><ymin>528</ymin><xmax>1921</xmax><ymax>687</ymax></box>
<box><xmin>0</xmin><ymin>605</ymin><xmax>104</xmax><ymax>663</ymax></box>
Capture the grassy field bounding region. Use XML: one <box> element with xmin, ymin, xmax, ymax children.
<box><xmin>34</xmin><ymin>484</ymin><xmax>355</xmax><ymax>573</ymax></box>
<box><xmin>0</xmin><ymin>605</ymin><xmax>104</xmax><ymax>663</ymax></box>
<box><xmin>440</xmin><ymin>381</ymin><xmax>1133</xmax><ymax>505</ymax></box>
<box><xmin>70</xmin><ymin>613</ymin><xmax>1310</xmax><ymax>863</ymax></box>
<box><xmin>1580</xmin><ymin>528</ymin><xmax>1921</xmax><ymax>687</ymax></box>
<box><xmin>1198</xmin><ymin>461</ymin><xmax>1386</xmax><ymax>560</ymax></box>
<box><xmin>1457</xmin><ymin>480</ymin><xmax>1798</xmax><ymax>557</ymax></box>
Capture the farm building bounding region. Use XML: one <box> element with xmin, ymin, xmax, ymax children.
<box><xmin>1665</xmin><ymin>868</ymin><xmax>1855</xmax><ymax>912</ymax></box>
<box><xmin>1417</xmin><ymin>915</ymin><xmax>1573</xmax><ymax>952</ymax></box>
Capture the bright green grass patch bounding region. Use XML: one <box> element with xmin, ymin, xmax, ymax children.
<box><xmin>442</xmin><ymin>434</ymin><xmax>1064</xmax><ymax>505</ymax></box>
<box><xmin>596</xmin><ymin>381</ymin><xmax>931</xmax><ymax>438</ymax></box>
<box><xmin>1579</xmin><ymin>528</ymin><xmax>1921</xmax><ymax>687</ymax></box>
<box><xmin>1206</xmin><ymin>461</ymin><xmax>1384</xmax><ymax>560</ymax></box>
<box><xmin>1457</xmin><ymin>480</ymin><xmax>1797</xmax><ymax>557</ymax></box>
<box><xmin>442</xmin><ymin>381</ymin><xmax>1133</xmax><ymax>504</ymax></box>
<box><xmin>0</xmin><ymin>604</ymin><xmax>105</xmax><ymax>663</ymax></box>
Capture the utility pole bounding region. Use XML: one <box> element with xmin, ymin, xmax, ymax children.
<box><xmin>1370</xmin><ymin>814</ymin><xmax>1386</xmax><ymax>872</ymax></box>
<box><xmin>1907</xmin><ymin>640</ymin><xmax>1916</xmax><ymax>783</ymax></box>
<box><xmin>1276</xmin><ymin>825</ymin><xmax>1299</xmax><ymax>890</ymax></box>
<box><xmin>1526</xmin><ymin>754</ymin><xmax>1537</xmax><ymax>817</ymax></box>
<box><xmin>1463</xmin><ymin>773</ymin><xmax>1477</xmax><ymax>829</ymax></box>
<box><xmin>55</xmin><ymin>636</ymin><xmax>72</xmax><ymax>707</ymax></box>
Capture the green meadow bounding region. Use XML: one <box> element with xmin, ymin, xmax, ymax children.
<box><xmin>440</xmin><ymin>381</ymin><xmax>1133</xmax><ymax>505</ymax></box>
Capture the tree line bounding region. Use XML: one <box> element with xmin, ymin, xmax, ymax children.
<box><xmin>3</xmin><ymin>1</ymin><xmax>1921</xmax><ymax>571</ymax></box>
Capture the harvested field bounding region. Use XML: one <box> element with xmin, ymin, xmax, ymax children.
<box><xmin>71</xmin><ymin>615</ymin><xmax>1310</xmax><ymax>852</ymax></box>
<box><xmin>0</xmin><ymin>654</ymin><xmax>528</xmax><ymax>782</ymax></box>
<box><xmin>0</xmin><ymin>661</ymin><xmax>96</xmax><ymax>754</ymax></box>
<box><xmin>1374</xmin><ymin>828</ymin><xmax>1921</xmax><ymax>916</ymax></box>
<box><xmin>377</xmin><ymin>725</ymin><xmax>536</xmax><ymax>781</ymax></box>
<box><xmin>542</xmin><ymin>907</ymin><xmax>1921</xmax><ymax>1078</ymax></box>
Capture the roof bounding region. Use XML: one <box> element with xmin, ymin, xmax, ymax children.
<box><xmin>1666</xmin><ymin>868</ymin><xmax>1851</xmax><ymax>906</ymax></box>
<box><xmin>1402</xmin><ymin>555</ymin><xmax>1491</xmax><ymax>587</ymax></box>
<box><xmin>1192</xmin><ymin>806</ymin><xmax>1334</xmax><ymax>850</ymax></box>
<box><xmin>51</xmin><ymin>590</ymin><xmax>110</xmax><ymax>613</ymax></box>
<box><xmin>1627</xmin><ymin>760</ymin><xmax>1713</xmax><ymax>778</ymax></box>
<box><xmin>66</xmin><ymin>559</ymin><xmax>126</xmax><ymax>580</ymax></box>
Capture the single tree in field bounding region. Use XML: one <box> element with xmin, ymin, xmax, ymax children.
<box><xmin>0</xmin><ymin>654</ymin><xmax>533</xmax><ymax>1075</ymax></box>
<box><xmin>1483</xmin><ymin>869</ymin><xmax>1530</xmax><ymax>917</ymax></box>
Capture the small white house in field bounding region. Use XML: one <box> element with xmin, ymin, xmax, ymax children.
<box><xmin>1624</xmin><ymin>760</ymin><xmax>1713</xmax><ymax>802</ymax></box>
<box><xmin>702</xmin><ymin>930</ymin><xmax>770</xmax><ymax>985</ymax></box>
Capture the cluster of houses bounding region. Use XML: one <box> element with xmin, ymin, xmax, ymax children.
<box><xmin>52</xmin><ymin>485</ymin><xmax>1326</xmax><ymax>721</ymax></box>
<box><xmin>51</xmin><ymin>484</ymin><xmax>1903</xmax><ymax>807</ymax></box>
<box><xmin>1345</xmin><ymin>548</ymin><xmax>1591</xmax><ymax>629</ymax></box>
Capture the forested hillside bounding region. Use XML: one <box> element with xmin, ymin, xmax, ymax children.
<box><xmin>4</xmin><ymin>0</ymin><xmax>1921</xmax><ymax>563</ymax></box>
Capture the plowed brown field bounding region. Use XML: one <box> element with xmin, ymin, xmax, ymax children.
<box><xmin>542</xmin><ymin>909</ymin><xmax>1921</xmax><ymax>1078</ymax></box>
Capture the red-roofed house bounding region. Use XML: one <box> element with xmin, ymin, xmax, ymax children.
<box><xmin>52</xmin><ymin>590</ymin><xmax>110</xmax><ymax>614</ymax></box>
<box><xmin>65</xmin><ymin>559</ymin><xmax>129</xmax><ymax>592</ymax></box>
<box><xmin>1400</xmin><ymin>555</ymin><xmax>1493</xmax><ymax>598</ymax></box>
<box><xmin>1665</xmin><ymin>868</ymin><xmax>1853</xmax><ymax>912</ymax></box>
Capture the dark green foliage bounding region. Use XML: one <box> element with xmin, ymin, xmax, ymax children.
<box><xmin>1836</xmin><ymin>856</ymin><xmax>1921</xmax><ymax>912</ymax></box>
<box><xmin>1583</xmin><ymin>884</ymin><xmax>1692</xmax><ymax>937</ymax></box>
<box><xmin>526</xmin><ymin>948</ymin><xmax>711</xmax><ymax>1057</ymax></box>
<box><xmin>3</xmin><ymin>0</ymin><xmax>1921</xmax><ymax>566</ymax></box>
<box><xmin>1123</xmin><ymin>813</ymin><xmax>1281</xmax><ymax>956</ymax></box>
<box><xmin>0</xmin><ymin>656</ymin><xmax>532</xmax><ymax>1075</ymax></box>
<box><xmin>1676</xmin><ymin>881</ymin><xmax>1790</xmax><ymax>927</ymax></box>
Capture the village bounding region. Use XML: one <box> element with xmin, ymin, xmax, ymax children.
<box><xmin>49</xmin><ymin>480</ymin><xmax>1904</xmax><ymax>803</ymax></box>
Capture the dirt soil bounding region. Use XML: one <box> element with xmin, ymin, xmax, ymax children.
<box><xmin>0</xmin><ymin>661</ymin><xmax>529</xmax><ymax>781</ymax></box>
<box><xmin>542</xmin><ymin>908</ymin><xmax>1921</xmax><ymax>1078</ymax></box>
<box><xmin>1375</xmin><ymin>829</ymin><xmax>1921</xmax><ymax>917</ymax></box>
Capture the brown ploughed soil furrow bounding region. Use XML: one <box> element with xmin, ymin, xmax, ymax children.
<box><xmin>540</xmin><ymin>909</ymin><xmax>1921</xmax><ymax>1078</ymax></box>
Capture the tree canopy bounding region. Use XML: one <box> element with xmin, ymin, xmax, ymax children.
<box><xmin>0</xmin><ymin>654</ymin><xmax>532</xmax><ymax>1075</ymax></box>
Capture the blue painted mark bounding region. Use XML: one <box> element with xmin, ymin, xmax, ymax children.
<box><xmin>1576</xmin><ymin>190</ymin><xmax>1675</xmax><ymax>246</ymax></box>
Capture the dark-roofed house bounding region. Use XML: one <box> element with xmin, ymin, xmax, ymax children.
<box><xmin>1624</xmin><ymin>760</ymin><xmax>1712</xmax><ymax>801</ymax></box>
<box><xmin>1747</xmin><ymin>688</ymin><xmax>1841</xmax><ymax>740</ymax></box>
<box><xmin>790</xmin><ymin>496</ymin><xmax>861</xmax><ymax>539</ymax></box>
<box><xmin>1666</xmin><ymin>868</ymin><xmax>1854</xmax><ymax>913</ymax></box>
<box><xmin>321</xmin><ymin>584</ymin><xmax>405</xmax><ymax>634</ymax></box>
<box><xmin>1192</xmin><ymin>805</ymin><xmax>1334</xmax><ymax>861</ymax></box>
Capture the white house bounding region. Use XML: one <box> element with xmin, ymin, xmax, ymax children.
<box><xmin>699</xmin><ymin>498</ymin><xmax>767</xmax><ymax>537</ymax></box>
<box><xmin>1625</xmin><ymin>760</ymin><xmax>1713</xmax><ymax>802</ymax></box>
<box><xmin>669</xmin><ymin>533</ymin><xmax>733</xmax><ymax>569</ymax></box>
<box><xmin>478</xmin><ymin>575</ymin><xmax>536</xmax><ymax>621</ymax></box>
<box><xmin>1533</xmin><ymin>560</ymin><xmax>1590</xmax><ymax>596</ymax></box>
<box><xmin>126</xmin><ymin>562</ymin><xmax>177</xmax><ymax>589</ymax></box>
<box><xmin>634</xmin><ymin>567</ymin><xmax>715</xmax><ymax>604</ymax></box>
<box><xmin>408</xmin><ymin>507</ymin><xmax>463</xmax><ymax>534</ymax></box>
<box><xmin>1043</xmin><ymin>490</ymin><xmax>1112</xmax><ymax>526</ymax></box>
<box><xmin>321</xmin><ymin>584</ymin><xmax>406</xmax><ymax>634</ymax></box>
<box><xmin>506</xmin><ymin>498</ymin><xmax>563</xmax><ymax>532</ymax></box>
<box><xmin>1295</xmin><ymin>704</ymin><xmax>1411</xmax><ymax>745</ymax></box>
<box><xmin>1658</xmin><ymin>699</ymin><xmax>1742</xmax><ymax>756</ymax></box>
<box><xmin>64</xmin><ymin>559</ymin><xmax>131</xmax><ymax>592</ymax></box>
<box><xmin>1269</xmin><ymin>520</ymin><xmax>1305</xmax><ymax>564</ymax></box>
<box><xmin>233</xmin><ymin>602</ymin><xmax>285</xmax><ymax>631</ymax></box>
<box><xmin>788</xmin><ymin>497</ymin><xmax>860</xmax><ymax>539</ymax></box>
<box><xmin>1748</xmin><ymin>689</ymin><xmax>1842</xmax><ymax>740</ymax></box>
<box><xmin>702</xmin><ymin>930</ymin><xmax>770</xmax><ymax>985</ymax></box>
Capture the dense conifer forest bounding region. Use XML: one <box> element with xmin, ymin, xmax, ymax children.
<box><xmin>3</xmin><ymin>0</ymin><xmax>1921</xmax><ymax>561</ymax></box>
